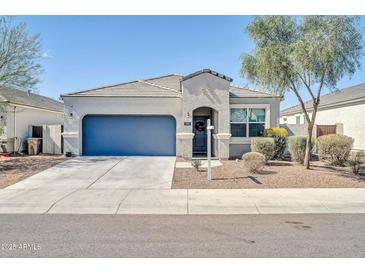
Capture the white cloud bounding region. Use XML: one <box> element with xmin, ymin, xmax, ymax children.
<box><xmin>42</xmin><ymin>50</ymin><xmax>54</xmax><ymax>59</ymax></box>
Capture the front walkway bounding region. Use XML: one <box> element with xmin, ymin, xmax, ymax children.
<box><xmin>1</xmin><ymin>187</ymin><xmax>365</xmax><ymax>214</ymax></box>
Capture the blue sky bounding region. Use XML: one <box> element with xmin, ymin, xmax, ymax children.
<box><xmin>17</xmin><ymin>16</ymin><xmax>365</xmax><ymax>109</ymax></box>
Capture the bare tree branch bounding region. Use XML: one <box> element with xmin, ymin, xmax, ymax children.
<box><xmin>0</xmin><ymin>16</ymin><xmax>42</xmax><ymax>90</ymax></box>
<box><xmin>316</xmin><ymin>66</ymin><xmax>327</xmax><ymax>101</ymax></box>
<box><xmin>287</xmin><ymin>78</ymin><xmax>311</xmax><ymax>123</ymax></box>
<box><xmin>295</xmin><ymin>70</ymin><xmax>316</xmax><ymax>101</ymax></box>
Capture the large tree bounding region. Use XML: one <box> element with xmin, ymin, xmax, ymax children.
<box><xmin>0</xmin><ymin>16</ymin><xmax>42</xmax><ymax>90</ymax></box>
<box><xmin>241</xmin><ymin>16</ymin><xmax>363</xmax><ymax>169</ymax></box>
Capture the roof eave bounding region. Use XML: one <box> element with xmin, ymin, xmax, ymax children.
<box><xmin>280</xmin><ymin>97</ymin><xmax>365</xmax><ymax>116</ymax></box>
<box><xmin>182</xmin><ymin>69</ymin><xmax>233</xmax><ymax>82</ymax></box>
<box><xmin>61</xmin><ymin>94</ymin><xmax>182</xmax><ymax>98</ymax></box>
<box><xmin>7</xmin><ymin>102</ymin><xmax>64</xmax><ymax>114</ymax></box>
<box><xmin>230</xmin><ymin>94</ymin><xmax>281</xmax><ymax>99</ymax></box>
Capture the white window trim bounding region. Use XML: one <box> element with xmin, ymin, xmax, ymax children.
<box><xmin>295</xmin><ymin>114</ymin><xmax>302</xmax><ymax>125</ymax></box>
<box><xmin>230</xmin><ymin>104</ymin><xmax>270</xmax><ymax>144</ymax></box>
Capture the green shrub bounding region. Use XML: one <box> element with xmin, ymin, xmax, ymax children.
<box><xmin>191</xmin><ymin>159</ymin><xmax>202</xmax><ymax>171</ymax></box>
<box><xmin>263</xmin><ymin>127</ymin><xmax>288</xmax><ymax>159</ymax></box>
<box><xmin>251</xmin><ymin>137</ymin><xmax>276</xmax><ymax>162</ymax></box>
<box><xmin>347</xmin><ymin>151</ymin><xmax>364</xmax><ymax>174</ymax></box>
<box><xmin>288</xmin><ymin>135</ymin><xmax>308</xmax><ymax>163</ymax></box>
<box><xmin>264</xmin><ymin>127</ymin><xmax>289</xmax><ymax>137</ymax></box>
<box><xmin>317</xmin><ymin>134</ymin><xmax>354</xmax><ymax>166</ymax></box>
<box><xmin>242</xmin><ymin>152</ymin><xmax>266</xmax><ymax>173</ymax></box>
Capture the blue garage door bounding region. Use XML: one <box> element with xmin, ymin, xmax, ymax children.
<box><xmin>82</xmin><ymin>115</ymin><xmax>176</xmax><ymax>156</ymax></box>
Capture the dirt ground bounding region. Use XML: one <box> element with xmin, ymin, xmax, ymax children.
<box><xmin>172</xmin><ymin>159</ymin><xmax>365</xmax><ymax>189</ymax></box>
<box><xmin>0</xmin><ymin>155</ymin><xmax>66</xmax><ymax>189</ymax></box>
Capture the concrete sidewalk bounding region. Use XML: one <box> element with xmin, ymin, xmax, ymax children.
<box><xmin>0</xmin><ymin>188</ymin><xmax>365</xmax><ymax>214</ymax></box>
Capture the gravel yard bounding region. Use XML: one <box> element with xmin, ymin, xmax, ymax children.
<box><xmin>172</xmin><ymin>159</ymin><xmax>365</xmax><ymax>189</ymax></box>
<box><xmin>0</xmin><ymin>155</ymin><xmax>66</xmax><ymax>189</ymax></box>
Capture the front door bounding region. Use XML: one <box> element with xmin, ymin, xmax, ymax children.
<box><xmin>193</xmin><ymin>116</ymin><xmax>208</xmax><ymax>154</ymax></box>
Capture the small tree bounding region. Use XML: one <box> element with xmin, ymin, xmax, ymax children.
<box><xmin>241</xmin><ymin>16</ymin><xmax>363</xmax><ymax>169</ymax></box>
<box><xmin>0</xmin><ymin>16</ymin><xmax>42</xmax><ymax>90</ymax></box>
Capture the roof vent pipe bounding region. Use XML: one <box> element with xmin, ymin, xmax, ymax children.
<box><xmin>27</xmin><ymin>90</ymin><xmax>31</xmax><ymax>96</ymax></box>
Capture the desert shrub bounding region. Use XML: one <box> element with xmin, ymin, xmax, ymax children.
<box><xmin>288</xmin><ymin>135</ymin><xmax>308</xmax><ymax>163</ymax></box>
<box><xmin>317</xmin><ymin>134</ymin><xmax>354</xmax><ymax>166</ymax></box>
<box><xmin>347</xmin><ymin>151</ymin><xmax>364</xmax><ymax>174</ymax></box>
<box><xmin>242</xmin><ymin>152</ymin><xmax>266</xmax><ymax>173</ymax></box>
<box><xmin>264</xmin><ymin>127</ymin><xmax>289</xmax><ymax>138</ymax></box>
<box><xmin>251</xmin><ymin>137</ymin><xmax>276</xmax><ymax>162</ymax></box>
<box><xmin>263</xmin><ymin>127</ymin><xmax>288</xmax><ymax>159</ymax></box>
<box><xmin>191</xmin><ymin>159</ymin><xmax>202</xmax><ymax>171</ymax></box>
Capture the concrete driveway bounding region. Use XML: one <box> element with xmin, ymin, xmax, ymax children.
<box><xmin>7</xmin><ymin>156</ymin><xmax>176</xmax><ymax>190</ymax></box>
<box><xmin>0</xmin><ymin>156</ymin><xmax>178</xmax><ymax>214</ymax></box>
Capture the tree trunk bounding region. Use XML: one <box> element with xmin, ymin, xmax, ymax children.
<box><xmin>304</xmin><ymin>122</ymin><xmax>314</xmax><ymax>169</ymax></box>
<box><xmin>304</xmin><ymin>103</ymin><xmax>319</xmax><ymax>169</ymax></box>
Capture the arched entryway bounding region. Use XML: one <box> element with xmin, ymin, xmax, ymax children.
<box><xmin>192</xmin><ymin>107</ymin><xmax>218</xmax><ymax>157</ymax></box>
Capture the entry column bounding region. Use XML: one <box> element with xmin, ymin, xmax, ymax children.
<box><xmin>176</xmin><ymin>132</ymin><xmax>194</xmax><ymax>159</ymax></box>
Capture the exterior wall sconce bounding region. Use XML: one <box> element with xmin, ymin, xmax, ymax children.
<box><xmin>68</xmin><ymin>104</ymin><xmax>74</xmax><ymax>117</ymax></box>
<box><xmin>186</xmin><ymin>112</ymin><xmax>190</xmax><ymax>118</ymax></box>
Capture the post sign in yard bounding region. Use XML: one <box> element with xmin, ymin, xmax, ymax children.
<box><xmin>207</xmin><ymin>119</ymin><xmax>214</xmax><ymax>180</ymax></box>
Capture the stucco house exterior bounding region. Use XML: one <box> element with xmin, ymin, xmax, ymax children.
<box><xmin>280</xmin><ymin>83</ymin><xmax>365</xmax><ymax>151</ymax></box>
<box><xmin>61</xmin><ymin>69</ymin><xmax>280</xmax><ymax>159</ymax></box>
<box><xmin>0</xmin><ymin>87</ymin><xmax>64</xmax><ymax>152</ymax></box>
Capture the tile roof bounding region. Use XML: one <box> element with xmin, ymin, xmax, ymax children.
<box><xmin>229</xmin><ymin>85</ymin><xmax>278</xmax><ymax>98</ymax></box>
<box><xmin>182</xmin><ymin>69</ymin><xmax>233</xmax><ymax>82</ymax></box>
<box><xmin>62</xmin><ymin>75</ymin><xmax>182</xmax><ymax>97</ymax></box>
<box><xmin>144</xmin><ymin>74</ymin><xmax>182</xmax><ymax>91</ymax></box>
<box><xmin>0</xmin><ymin>86</ymin><xmax>64</xmax><ymax>112</ymax></box>
<box><xmin>281</xmin><ymin>83</ymin><xmax>365</xmax><ymax>115</ymax></box>
<box><xmin>62</xmin><ymin>70</ymin><xmax>277</xmax><ymax>99</ymax></box>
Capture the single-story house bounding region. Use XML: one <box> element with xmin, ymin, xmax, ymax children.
<box><xmin>280</xmin><ymin>83</ymin><xmax>365</xmax><ymax>151</ymax></box>
<box><xmin>61</xmin><ymin>69</ymin><xmax>280</xmax><ymax>159</ymax></box>
<box><xmin>0</xmin><ymin>87</ymin><xmax>64</xmax><ymax>153</ymax></box>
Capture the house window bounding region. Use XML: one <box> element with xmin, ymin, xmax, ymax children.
<box><xmin>296</xmin><ymin>116</ymin><xmax>301</xmax><ymax>124</ymax></box>
<box><xmin>249</xmin><ymin>108</ymin><xmax>266</xmax><ymax>136</ymax></box>
<box><xmin>230</xmin><ymin>108</ymin><xmax>266</xmax><ymax>137</ymax></box>
<box><xmin>230</xmin><ymin>108</ymin><xmax>247</xmax><ymax>137</ymax></box>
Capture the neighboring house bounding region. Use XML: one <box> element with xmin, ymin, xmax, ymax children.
<box><xmin>0</xmin><ymin>87</ymin><xmax>64</xmax><ymax>153</ymax></box>
<box><xmin>280</xmin><ymin>83</ymin><xmax>365</xmax><ymax>151</ymax></box>
<box><xmin>61</xmin><ymin>69</ymin><xmax>280</xmax><ymax>159</ymax></box>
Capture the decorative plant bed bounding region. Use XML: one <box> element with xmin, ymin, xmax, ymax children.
<box><xmin>172</xmin><ymin>159</ymin><xmax>365</xmax><ymax>189</ymax></box>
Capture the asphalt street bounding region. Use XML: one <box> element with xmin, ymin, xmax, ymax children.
<box><xmin>0</xmin><ymin>214</ymin><xmax>365</xmax><ymax>257</ymax></box>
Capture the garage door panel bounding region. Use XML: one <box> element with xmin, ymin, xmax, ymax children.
<box><xmin>82</xmin><ymin>115</ymin><xmax>176</xmax><ymax>156</ymax></box>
